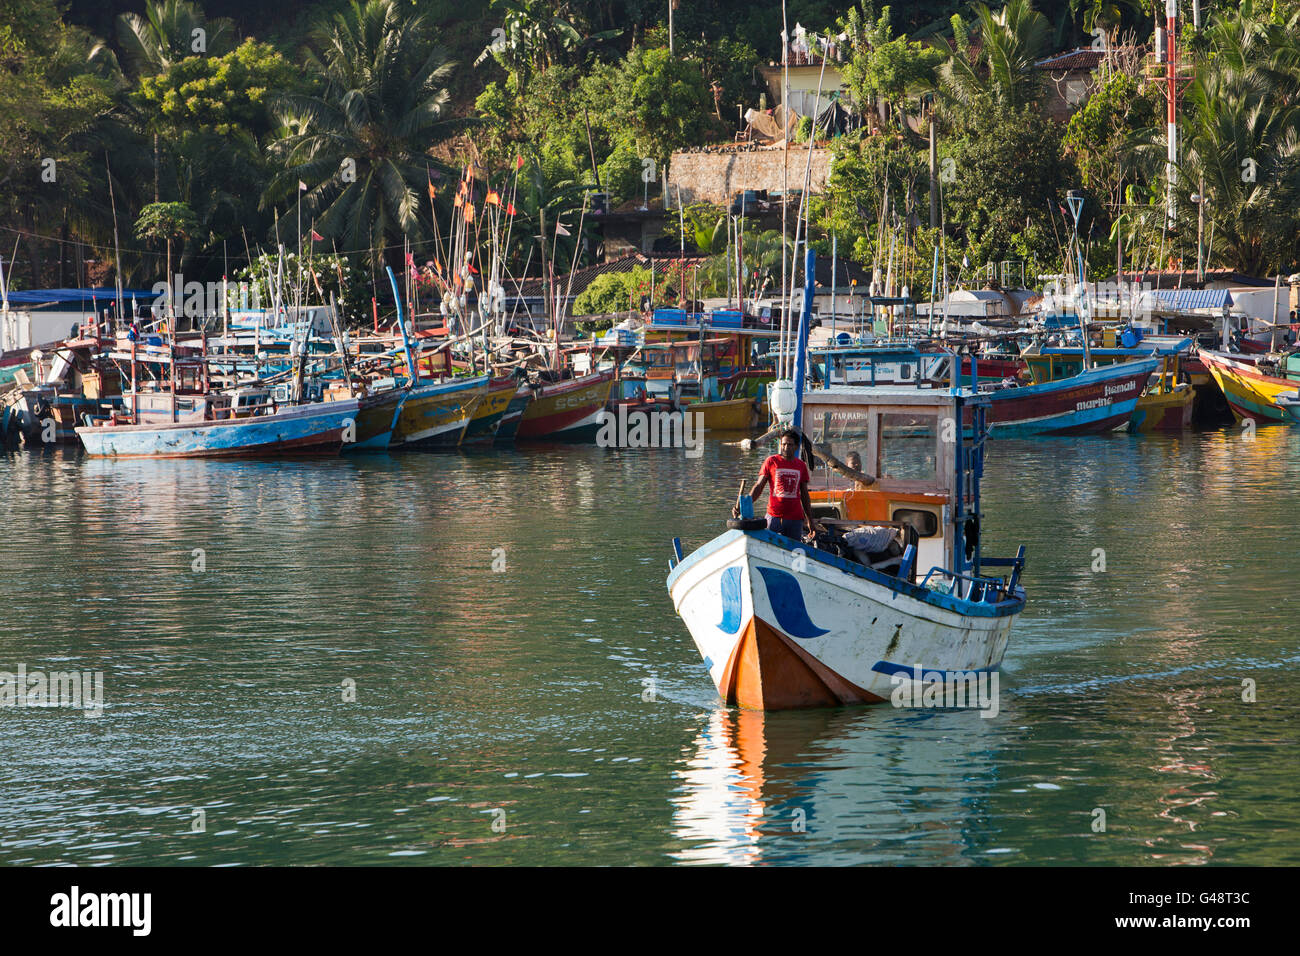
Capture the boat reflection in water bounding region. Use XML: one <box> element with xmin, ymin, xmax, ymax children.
<box><xmin>669</xmin><ymin>704</ymin><xmax>1008</xmax><ymax>865</ymax></box>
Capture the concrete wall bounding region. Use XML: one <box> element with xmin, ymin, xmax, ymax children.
<box><xmin>666</xmin><ymin>148</ymin><xmax>832</xmax><ymax>207</ymax></box>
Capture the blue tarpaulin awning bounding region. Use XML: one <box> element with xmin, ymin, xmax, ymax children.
<box><xmin>2</xmin><ymin>287</ymin><xmax>155</xmax><ymax>310</ymax></box>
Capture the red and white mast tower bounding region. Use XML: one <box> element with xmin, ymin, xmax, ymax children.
<box><xmin>1161</xmin><ymin>0</ymin><xmax>1179</xmax><ymax>229</ymax></box>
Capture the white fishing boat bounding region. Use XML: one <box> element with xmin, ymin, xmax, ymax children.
<box><xmin>667</xmin><ymin>252</ymin><xmax>1026</xmax><ymax>711</ymax></box>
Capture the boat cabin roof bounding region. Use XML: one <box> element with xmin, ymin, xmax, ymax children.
<box><xmin>803</xmin><ymin>384</ymin><xmax>987</xmax><ymax>409</ymax></box>
<box><xmin>1034</xmin><ymin>337</ymin><xmax>1191</xmax><ymax>358</ymax></box>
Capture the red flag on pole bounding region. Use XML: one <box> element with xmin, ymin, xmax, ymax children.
<box><xmin>484</xmin><ymin>190</ymin><xmax>501</xmax><ymax>207</ymax></box>
<box><xmin>505</xmin><ymin>202</ymin><xmax>517</xmax><ymax>216</ymax></box>
<box><xmin>464</xmin><ymin>203</ymin><xmax>475</xmax><ymax>222</ymax></box>
<box><xmin>515</xmin><ymin>155</ymin><xmax>524</xmax><ymax>170</ymax></box>
<box><xmin>310</xmin><ymin>229</ymin><xmax>324</xmax><ymax>241</ymax></box>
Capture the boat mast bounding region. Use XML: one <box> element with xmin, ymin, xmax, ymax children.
<box><xmin>106</xmin><ymin>154</ymin><xmax>124</xmax><ymax>329</ymax></box>
<box><xmin>1162</xmin><ymin>0</ymin><xmax>1179</xmax><ymax>230</ymax></box>
<box><xmin>386</xmin><ymin>266</ymin><xmax>419</xmax><ymax>385</ymax></box>
<box><xmin>792</xmin><ymin>246</ymin><xmax>815</xmax><ymax>434</ymax></box>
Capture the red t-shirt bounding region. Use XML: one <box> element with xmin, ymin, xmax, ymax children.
<box><xmin>761</xmin><ymin>454</ymin><xmax>810</xmax><ymax>520</ymax></box>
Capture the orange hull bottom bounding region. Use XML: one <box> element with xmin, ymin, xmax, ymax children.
<box><xmin>718</xmin><ymin>618</ymin><xmax>886</xmax><ymax>710</ymax></box>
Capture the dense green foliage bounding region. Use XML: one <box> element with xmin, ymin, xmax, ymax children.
<box><xmin>572</xmin><ymin>266</ymin><xmax>650</xmax><ymax>318</ymax></box>
<box><xmin>4</xmin><ymin>0</ymin><xmax>1300</xmax><ymax>319</ymax></box>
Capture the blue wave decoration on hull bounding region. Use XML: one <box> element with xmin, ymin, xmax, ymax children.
<box><xmin>872</xmin><ymin>661</ymin><xmax>997</xmax><ymax>679</ymax></box>
<box><xmin>717</xmin><ymin>567</ymin><xmax>743</xmax><ymax>634</ymax></box>
<box><xmin>755</xmin><ymin>567</ymin><xmax>829</xmax><ymax>639</ymax></box>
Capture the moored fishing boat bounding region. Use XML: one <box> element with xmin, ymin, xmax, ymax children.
<box><xmin>982</xmin><ymin>357</ymin><xmax>1159</xmax><ymax>435</ymax></box>
<box><xmin>813</xmin><ymin>339</ymin><xmax>1159</xmax><ymax>435</ymax></box>
<box><xmin>515</xmin><ymin>370</ymin><xmax>615</xmax><ymax>441</ymax></box>
<box><xmin>1129</xmin><ymin>371</ymin><xmax>1194</xmax><ymax>431</ymax></box>
<box><xmin>1198</xmin><ymin>348</ymin><xmax>1300</xmax><ymax>424</ymax></box>
<box><xmin>494</xmin><ymin>384</ymin><xmax>533</xmax><ymax>442</ymax></box>
<box><xmin>75</xmin><ymin>392</ymin><xmax>361</xmax><ymax>458</ymax></box>
<box><xmin>1020</xmin><ymin>337</ymin><xmax>1195</xmax><ymax>433</ymax></box>
<box><xmin>2</xmin><ymin>336</ymin><xmax>119</xmax><ymax>446</ymax></box>
<box><xmin>388</xmin><ymin>374</ymin><xmax>487</xmax><ymax>449</ymax></box>
<box><xmin>341</xmin><ymin>385</ymin><xmax>405</xmax><ymax>452</ymax></box>
<box><xmin>461</xmin><ymin>375</ymin><xmax>516</xmax><ymax>445</ymax></box>
<box><xmin>682</xmin><ymin>395</ymin><xmax>759</xmax><ymax>430</ymax></box>
<box><xmin>1277</xmin><ymin>391</ymin><xmax>1300</xmax><ymax>423</ymax></box>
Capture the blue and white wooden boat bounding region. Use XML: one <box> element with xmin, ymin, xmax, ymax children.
<box><xmin>667</xmin><ymin>250</ymin><xmax>1026</xmax><ymax>710</ymax></box>
<box><xmin>667</xmin><ymin>383</ymin><xmax>1026</xmax><ymax>709</ymax></box>
<box><xmin>75</xmin><ymin>393</ymin><xmax>362</xmax><ymax>458</ymax></box>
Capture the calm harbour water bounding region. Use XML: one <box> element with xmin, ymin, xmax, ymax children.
<box><xmin>1</xmin><ymin>425</ymin><xmax>1298</xmax><ymax>866</ymax></box>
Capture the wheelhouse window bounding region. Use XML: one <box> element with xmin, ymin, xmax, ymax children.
<box><xmin>809</xmin><ymin>406</ymin><xmax>871</xmax><ymax>492</ymax></box>
<box><xmin>878</xmin><ymin>412</ymin><xmax>939</xmax><ymax>482</ymax></box>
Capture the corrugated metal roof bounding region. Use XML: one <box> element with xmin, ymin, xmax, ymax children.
<box><xmin>1148</xmin><ymin>288</ymin><xmax>1233</xmax><ymax>310</ymax></box>
<box><xmin>1036</xmin><ymin>48</ymin><xmax>1107</xmax><ymax>71</ymax></box>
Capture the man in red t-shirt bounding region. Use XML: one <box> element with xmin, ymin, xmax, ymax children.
<box><xmin>739</xmin><ymin>429</ymin><xmax>822</xmax><ymax>540</ymax></box>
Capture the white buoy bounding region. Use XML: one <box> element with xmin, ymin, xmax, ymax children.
<box><xmin>769</xmin><ymin>379</ymin><xmax>797</xmax><ymax>423</ymax></box>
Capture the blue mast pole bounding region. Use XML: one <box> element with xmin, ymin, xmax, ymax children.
<box><xmin>385</xmin><ymin>266</ymin><xmax>419</xmax><ymax>385</ymax></box>
<box><xmin>792</xmin><ymin>247</ymin><xmax>815</xmax><ymax>431</ymax></box>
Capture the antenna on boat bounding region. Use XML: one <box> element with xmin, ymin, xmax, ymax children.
<box><xmin>106</xmin><ymin>152</ymin><xmax>124</xmax><ymax>329</ymax></box>
<box><xmin>1066</xmin><ymin>190</ymin><xmax>1093</xmax><ymax>370</ymax></box>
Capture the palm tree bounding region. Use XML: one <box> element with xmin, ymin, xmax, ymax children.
<box><xmin>1129</xmin><ymin>2</ymin><xmax>1300</xmax><ymax>274</ymax></box>
<box><xmin>476</xmin><ymin>0</ymin><xmax>582</xmax><ymax>91</ymax></box>
<box><xmin>940</xmin><ymin>0</ymin><xmax>1052</xmax><ymax>110</ymax></box>
<box><xmin>266</xmin><ymin>0</ymin><xmax>466</xmax><ymax>277</ymax></box>
<box><xmin>114</xmin><ymin>0</ymin><xmax>235</xmax><ymax>77</ymax></box>
<box><xmin>1177</xmin><ymin>71</ymin><xmax>1300</xmax><ymax>273</ymax></box>
<box><xmin>111</xmin><ymin>0</ymin><xmax>236</xmax><ymax>206</ymax></box>
<box><xmin>1200</xmin><ymin>0</ymin><xmax>1300</xmax><ymax>106</ymax></box>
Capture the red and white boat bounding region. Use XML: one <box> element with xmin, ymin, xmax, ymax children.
<box><xmin>515</xmin><ymin>371</ymin><xmax>615</xmax><ymax>441</ymax></box>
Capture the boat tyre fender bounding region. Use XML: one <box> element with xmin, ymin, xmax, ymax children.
<box><xmin>726</xmin><ymin>517</ymin><xmax>767</xmax><ymax>531</ymax></box>
<box><xmin>964</xmin><ymin>516</ymin><xmax>980</xmax><ymax>561</ymax></box>
<box><xmin>1</xmin><ymin>406</ymin><xmax>15</xmax><ymax>449</ymax></box>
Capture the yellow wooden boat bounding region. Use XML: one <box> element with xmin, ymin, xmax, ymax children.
<box><xmin>389</xmin><ymin>375</ymin><xmax>487</xmax><ymax>448</ymax></box>
<box><xmin>1198</xmin><ymin>349</ymin><xmax>1298</xmax><ymax>424</ymax></box>
<box><xmin>681</xmin><ymin>395</ymin><xmax>760</xmax><ymax>431</ymax></box>
<box><xmin>1130</xmin><ymin>371</ymin><xmax>1194</xmax><ymax>432</ymax></box>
